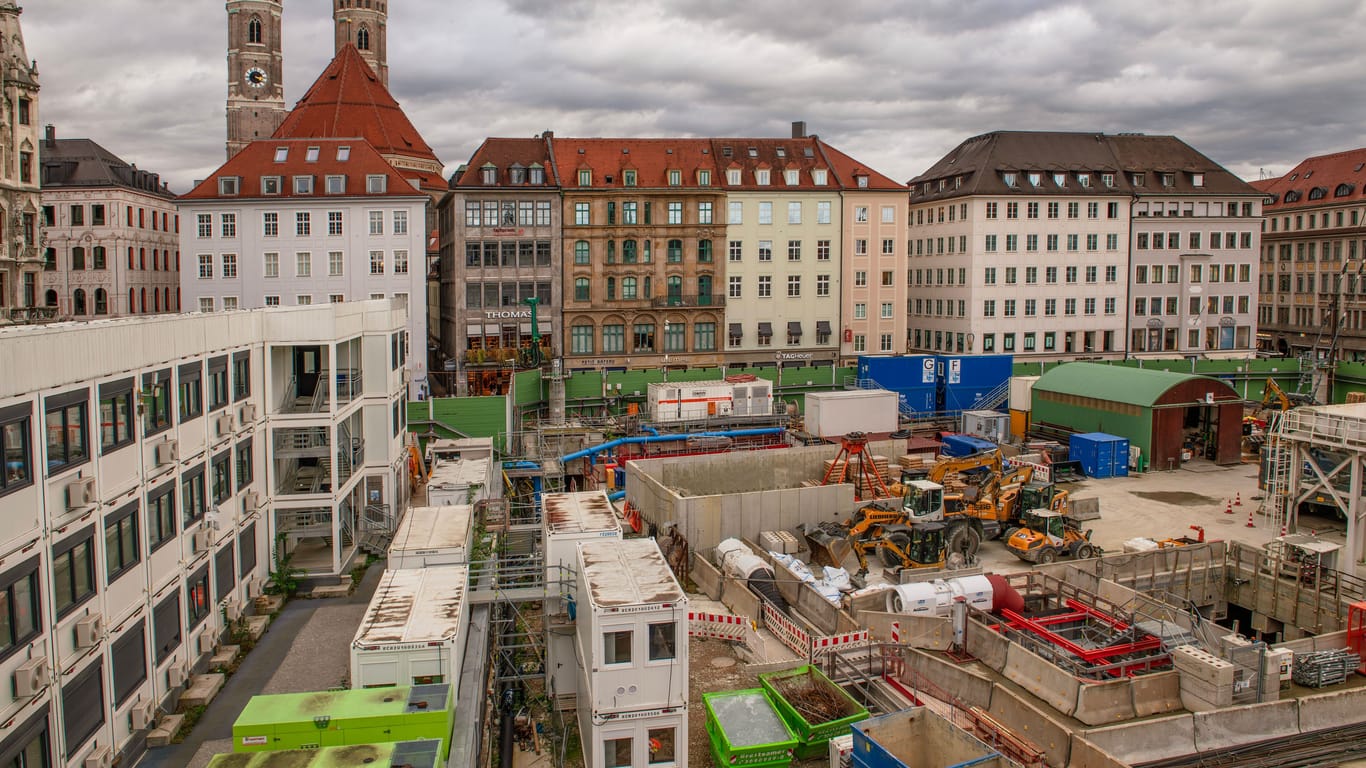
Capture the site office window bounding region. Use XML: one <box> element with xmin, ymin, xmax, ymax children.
<box><xmin>99</xmin><ymin>377</ymin><xmax>136</xmax><ymax>454</ymax></box>
<box><xmin>44</xmin><ymin>388</ymin><xmax>89</xmax><ymax>473</ymax></box>
<box><xmin>186</xmin><ymin>565</ymin><xmax>211</xmax><ymax>630</ymax></box>
<box><xmin>0</xmin><ymin>403</ymin><xmax>33</xmax><ymax>499</ymax></box>
<box><xmin>0</xmin><ymin>557</ymin><xmax>41</xmax><ymax>663</ymax></box>
<box><xmin>178</xmin><ymin>361</ymin><xmax>204</xmax><ymax>423</ymax></box>
<box><xmin>52</xmin><ymin>525</ymin><xmax>98</xmax><ymax>618</ymax></box>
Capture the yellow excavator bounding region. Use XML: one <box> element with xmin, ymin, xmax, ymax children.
<box><xmin>801</xmin><ymin>480</ymin><xmax>960</xmax><ymax>576</ymax></box>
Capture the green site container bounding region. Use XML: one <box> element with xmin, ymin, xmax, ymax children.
<box><xmin>206</xmin><ymin>739</ymin><xmax>442</xmax><ymax>768</ymax></box>
<box><xmin>231</xmin><ymin>685</ymin><xmax>453</xmax><ymax>759</ymax></box>
<box><xmin>703</xmin><ymin>689</ymin><xmax>798</xmax><ymax>767</ymax></box>
<box><xmin>759</xmin><ymin>665</ymin><xmax>870</xmax><ymax>760</ymax></box>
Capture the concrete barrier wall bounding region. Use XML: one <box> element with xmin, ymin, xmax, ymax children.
<box><xmin>690</xmin><ymin>552</ymin><xmax>723</xmax><ymax>600</ymax></box>
<box><xmin>861</xmin><ymin>611</ymin><xmax>952</xmax><ymax>649</ymax></box>
<box><xmin>1072</xmin><ymin>678</ymin><xmax>1137</xmax><ymax>726</ymax></box>
<box><xmin>1067</xmin><ymin>736</ymin><xmax>1131</xmax><ymax>768</ymax></box>
<box><xmin>1001</xmin><ymin>643</ymin><xmax>1079</xmax><ymax>717</ymax></box>
<box><xmin>1129</xmin><ymin>670</ymin><xmax>1182</xmax><ymax>717</ymax></box>
<box><xmin>1083</xmin><ymin>714</ymin><xmax>1196</xmax><ymax>765</ymax></box>
<box><xmin>1297</xmin><ymin>685</ymin><xmax>1366</xmax><ymax>732</ymax></box>
<box><xmin>1192</xmin><ymin>699</ymin><xmax>1300</xmax><ymax>752</ymax></box>
<box><xmin>966</xmin><ymin>618</ymin><xmax>1009</xmax><ymax>672</ymax></box>
<box><xmin>902</xmin><ymin>649</ymin><xmax>994</xmax><ymax>710</ymax></box>
<box><xmin>721</xmin><ymin>578</ymin><xmax>761</xmax><ymax>620</ymax></box>
<box><xmin>747</xmin><ymin>541</ymin><xmax>844</xmax><ymax>635</ymax></box>
<box><xmin>986</xmin><ymin>686</ymin><xmax>1073</xmax><ymax>768</ymax></box>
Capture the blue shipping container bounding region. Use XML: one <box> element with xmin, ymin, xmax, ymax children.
<box><xmin>938</xmin><ymin>355</ymin><xmax>1013</xmax><ymax>411</ymax></box>
<box><xmin>940</xmin><ymin>433</ymin><xmax>996</xmax><ymax>458</ymax></box>
<box><xmin>858</xmin><ymin>355</ymin><xmax>937</xmax><ymax>390</ymax></box>
<box><xmin>892</xmin><ymin>387</ymin><xmax>937</xmax><ymax>416</ymax></box>
<box><xmin>1069</xmin><ymin>432</ymin><xmax>1130</xmax><ymax>478</ymax></box>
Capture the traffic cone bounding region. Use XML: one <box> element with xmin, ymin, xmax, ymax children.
<box><xmin>1224</xmin><ymin>499</ymin><xmax>1233</xmax><ymax>515</ymax></box>
<box><xmin>1280</xmin><ymin>521</ymin><xmax>1288</xmax><ymax>536</ymax></box>
<box><xmin>1234</xmin><ymin>493</ymin><xmax>1242</xmax><ymax>506</ymax></box>
<box><xmin>1246</xmin><ymin>508</ymin><xmax>1256</xmax><ymax>528</ymax></box>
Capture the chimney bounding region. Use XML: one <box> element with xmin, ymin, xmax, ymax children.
<box><xmin>791</xmin><ymin>121</ymin><xmax>807</xmax><ymax>139</ymax></box>
<box><xmin>44</xmin><ymin>124</ymin><xmax>54</xmax><ymax>146</ymax></box>
<box><xmin>541</xmin><ymin>130</ymin><xmax>554</xmax><ymax>139</ymax></box>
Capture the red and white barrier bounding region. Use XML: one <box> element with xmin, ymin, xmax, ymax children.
<box><xmin>891</xmin><ymin>621</ymin><xmax>901</xmax><ymax>643</ymax></box>
<box><xmin>687</xmin><ymin>610</ymin><xmax>750</xmax><ymax>643</ymax></box>
<box><xmin>1005</xmin><ymin>457</ymin><xmax>1051</xmax><ymax>483</ymax></box>
<box><xmin>762</xmin><ymin>601</ymin><xmax>812</xmax><ymax>658</ymax></box>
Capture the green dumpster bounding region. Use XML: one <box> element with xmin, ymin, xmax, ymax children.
<box><xmin>703</xmin><ymin>689</ymin><xmax>798</xmax><ymax>767</ymax></box>
<box><xmin>759</xmin><ymin>665</ymin><xmax>869</xmax><ymax>759</ymax></box>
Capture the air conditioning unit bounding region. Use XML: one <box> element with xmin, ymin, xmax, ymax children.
<box><xmin>246</xmin><ymin>575</ymin><xmax>264</xmax><ymax>599</ymax></box>
<box><xmin>238</xmin><ymin>402</ymin><xmax>257</xmax><ymax>426</ymax></box>
<box><xmin>167</xmin><ymin>663</ymin><xmax>187</xmax><ymax>689</ymax></box>
<box><xmin>83</xmin><ymin>744</ymin><xmax>112</xmax><ymax>768</ymax></box>
<box><xmin>14</xmin><ymin>657</ymin><xmax>49</xmax><ymax>698</ymax></box>
<box><xmin>192</xmin><ymin>529</ymin><xmax>213</xmax><ymax>552</ymax></box>
<box><xmin>65</xmin><ymin>476</ymin><xmax>96</xmax><ymax>510</ymax></box>
<box><xmin>223</xmin><ymin>597</ymin><xmax>243</xmax><ymax>622</ymax></box>
<box><xmin>214</xmin><ymin>411</ymin><xmax>234</xmax><ymax>437</ymax></box>
<box><xmin>74</xmin><ymin>613</ymin><xmax>102</xmax><ymax>648</ymax></box>
<box><xmin>197</xmin><ymin>632</ymin><xmax>217</xmax><ymax>655</ymax></box>
<box><xmin>243</xmin><ymin>490</ymin><xmax>261</xmax><ymax>513</ymax></box>
<box><xmin>154</xmin><ymin>438</ymin><xmax>179</xmax><ymax>466</ymax></box>
<box><xmin>130</xmin><ymin>698</ymin><xmax>158</xmax><ymax>731</ymax></box>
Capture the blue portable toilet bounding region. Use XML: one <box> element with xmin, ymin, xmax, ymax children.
<box><xmin>1068</xmin><ymin>432</ymin><xmax>1130</xmax><ymax>478</ymax></box>
<box><xmin>937</xmin><ymin>355</ymin><xmax>1013</xmax><ymax>411</ymax></box>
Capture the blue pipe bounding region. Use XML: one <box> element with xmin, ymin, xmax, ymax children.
<box><xmin>607</xmin><ymin>490</ymin><xmax>625</xmax><ymax>501</ymax></box>
<box><xmin>641</xmin><ymin>426</ymin><xmax>660</xmax><ymax>436</ymax></box>
<box><xmin>559</xmin><ymin>427</ymin><xmax>785</xmax><ymax>463</ymax></box>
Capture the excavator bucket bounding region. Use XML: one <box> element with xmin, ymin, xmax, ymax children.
<box><xmin>798</xmin><ymin>523</ymin><xmax>851</xmax><ymax>569</ymax></box>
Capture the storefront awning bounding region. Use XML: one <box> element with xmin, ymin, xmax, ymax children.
<box><xmin>728</xmin><ymin>323</ymin><xmax>742</xmax><ymax>339</ymax></box>
<box><xmin>816</xmin><ymin>320</ymin><xmax>832</xmax><ymax>335</ymax></box>
<box><xmin>787</xmin><ymin>321</ymin><xmax>802</xmax><ymax>337</ymax></box>
<box><xmin>465</xmin><ymin>324</ymin><xmax>485</xmax><ymax>336</ymax></box>
<box><xmin>757</xmin><ymin>322</ymin><xmax>773</xmax><ymax>337</ymax></box>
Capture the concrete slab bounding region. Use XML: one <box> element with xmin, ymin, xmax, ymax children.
<box><xmin>179</xmin><ymin>673</ymin><xmax>225</xmax><ymax>708</ymax></box>
<box><xmin>306</xmin><ymin>583</ymin><xmax>351</xmax><ymax>599</ymax></box>
<box><xmin>1084</xmin><ymin>714</ymin><xmax>1196</xmax><ymax>765</ymax></box>
<box><xmin>1192</xmin><ymin>699</ymin><xmax>1300</xmax><ymax>752</ymax></box>
<box><xmin>1297</xmin><ymin>686</ymin><xmax>1366</xmax><ymax>733</ymax></box>
<box><xmin>254</xmin><ymin>594</ymin><xmax>284</xmax><ymax>614</ymax></box>
<box><xmin>146</xmin><ymin>713</ymin><xmax>185</xmax><ymax>747</ymax></box>
<box><xmin>1129</xmin><ymin>671</ymin><xmax>1182</xmax><ymax>717</ymax></box>
<box><xmin>986</xmin><ymin>686</ymin><xmax>1073</xmax><ymax>768</ymax></box>
<box><xmin>244</xmin><ymin>615</ymin><xmax>269</xmax><ymax>641</ymax></box>
<box><xmin>1072</xmin><ymin>679</ymin><xmax>1137</xmax><ymax>726</ymax></box>
<box><xmin>208</xmin><ymin>645</ymin><xmax>239</xmax><ymax>669</ymax></box>
<box><xmin>1001</xmin><ymin>643</ymin><xmax>1079</xmax><ymax>717</ymax></box>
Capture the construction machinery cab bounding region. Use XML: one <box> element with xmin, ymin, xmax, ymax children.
<box><xmin>877</xmin><ymin>522</ymin><xmax>948</xmax><ymax>570</ymax></box>
<box><xmin>901</xmin><ymin>479</ymin><xmax>945</xmax><ymax>522</ymax></box>
<box><xmin>1006</xmin><ymin>508</ymin><xmax>1098</xmax><ymax>564</ymax></box>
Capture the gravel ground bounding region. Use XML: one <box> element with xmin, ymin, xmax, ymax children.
<box><xmin>687</xmin><ymin>638</ymin><xmax>757</xmax><ymax>767</ymax></box>
<box><xmin>261</xmin><ymin>601</ymin><xmax>370</xmax><ymax>693</ymax></box>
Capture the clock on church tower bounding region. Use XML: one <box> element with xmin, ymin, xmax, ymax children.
<box><xmin>225</xmin><ymin>0</ymin><xmax>285</xmax><ymax>159</ymax></box>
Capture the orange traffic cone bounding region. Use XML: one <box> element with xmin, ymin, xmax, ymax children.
<box><xmin>1224</xmin><ymin>500</ymin><xmax>1233</xmax><ymax>515</ymax></box>
<box><xmin>1246</xmin><ymin>508</ymin><xmax>1256</xmax><ymax>528</ymax></box>
<box><xmin>1234</xmin><ymin>493</ymin><xmax>1242</xmax><ymax>506</ymax></box>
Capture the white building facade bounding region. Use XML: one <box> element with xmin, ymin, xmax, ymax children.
<box><xmin>179</xmin><ymin>138</ymin><xmax>429</xmax><ymax>397</ymax></box>
<box><xmin>0</xmin><ymin>299</ymin><xmax>408</xmax><ymax>767</ymax></box>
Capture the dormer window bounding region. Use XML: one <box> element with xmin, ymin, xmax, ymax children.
<box><xmin>668</xmin><ymin>169</ymin><xmax>682</xmax><ymax>186</ymax></box>
<box><xmin>784</xmin><ymin>169</ymin><xmax>799</xmax><ymax>185</ymax></box>
<box><xmin>1304</xmin><ymin>170</ymin><xmax>1313</xmax><ymax>179</ymax></box>
<box><xmin>755</xmin><ymin>169</ymin><xmax>770</xmax><ymax>186</ymax></box>
<box><xmin>273</xmin><ymin>147</ymin><xmax>289</xmax><ymax>163</ymax></box>
<box><xmin>623</xmin><ymin>170</ymin><xmax>637</xmax><ymax>187</ymax></box>
<box><xmin>937</xmin><ymin>179</ymin><xmax>946</xmax><ymax>191</ymax></box>
<box><xmin>954</xmin><ymin>176</ymin><xmax>962</xmax><ymax>189</ymax></box>
<box><xmin>218</xmin><ymin>176</ymin><xmax>240</xmax><ymax>196</ymax></box>
<box><xmin>261</xmin><ymin>176</ymin><xmax>281</xmax><ymax>195</ymax></box>
<box><xmin>1101</xmin><ymin>173</ymin><xmax>1115</xmax><ymax>187</ymax></box>
<box><xmin>325</xmin><ymin>175</ymin><xmax>346</xmax><ymax>194</ymax></box>
<box><xmin>294</xmin><ymin>175</ymin><xmax>314</xmax><ymax>195</ymax></box>
<box><xmin>776</xmin><ymin>147</ymin><xmax>786</xmax><ymax>158</ymax></box>
<box><xmin>508</xmin><ymin>165</ymin><xmax>526</xmax><ymax>184</ymax></box>
<box><xmin>366</xmin><ymin>174</ymin><xmax>387</xmax><ymax>194</ymax></box>
<box><xmin>1052</xmin><ymin>172</ymin><xmax>1065</xmax><ymax>187</ymax></box>
<box><xmin>1190</xmin><ymin>172</ymin><xmax>1204</xmax><ymax>187</ymax></box>
<box><xmin>812</xmin><ymin>169</ymin><xmax>828</xmax><ymax>185</ymax></box>
<box><xmin>481</xmin><ymin>164</ymin><xmax>497</xmax><ymax>184</ymax></box>
<box><xmin>1003</xmin><ymin>172</ymin><xmax>1017</xmax><ymax>188</ymax></box>
<box><xmin>922</xmin><ymin>182</ymin><xmax>931</xmax><ymax>194</ymax></box>
<box><xmin>1078</xmin><ymin>173</ymin><xmax>1090</xmax><ymax>187</ymax></box>
<box><xmin>336</xmin><ymin>146</ymin><xmax>351</xmax><ymax>162</ymax></box>
<box><xmin>1027</xmin><ymin>173</ymin><xmax>1041</xmax><ymax>187</ymax></box>
<box><xmin>529</xmin><ymin>165</ymin><xmax>545</xmax><ymax>185</ymax></box>
<box><xmin>698</xmin><ymin>170</ymin><xmax>711</xmax><ymax>186</ymax></box>
<box><xmin>727</xmin><ymin>169</ymin><xmax>741</xmax><ymax>185</ymax></box>
<box><xmin>747</xmin><ymin>147</ymin><xmax>758</xmax><ymax>158</ymax></box>
<box><xmin>1132</xmin><ymin>173</ymin><xmax>1145</xmax><ymax>186</ymax></box>
<box><xmin>1160</xmin><ymin>173</ymin><xmax>1175</xmax><ymax>187</ymax></box>
<box><xmin>856</xmin><ymin>175</ymin><xmax>869</xmax><ymax>188</ymax></box>
<box><xmin>578</xmin><ymin>169</ymin><xmax>591</xmax><ymax>186</ymax></box>
<box><xmin>305</xmin><ymin>146</ymin><xmax>320</xmax><ymax>163</ymax></box>
<box><xmin>722</xmin><ymin>146</ymin><xmax>733</xmax><ymax>158</ymax></box>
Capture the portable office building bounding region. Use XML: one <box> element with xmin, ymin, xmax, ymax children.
<box><xmin>578</xmin><ymin>707</ymin><xmax>687</xmax><ymax>768</ymax></box>
<box><xmin>858</xmin><ymin>355</ymin><xmax>938</xmax><ymax>416</ymax></box>
<box><xmin>647</xmin><ymin>380</ymin><xmax>734</xmax><ymax>422</ymax></box>
<box><xmin>232</xmin><ymin>685</ymin><xmax>454</xmax><ymax>757</ymax></box>
<box><xmin>804</xmin><ymin>390</ymin><xmax>899</xmax><ymax>438</ymax></box>
<box><xmin>938</xmin><ymin>354</ymin><xmax>1013</xmax><ymax>412</ymax></box>
<box><xmin>426</xmin><ymin>457</ymin><xmax>493</xmax><ymax>506</ymax></box>
<box><xmin>543</xmin><ymin>490</ymin><xmax>622</xmax><ymax>704</ymax></box>
<box><xmin>351</xmin><ymin>567</ymin><xmax>470</xmax><ymax>690</ymax></box>
<box><xmin>387</xmin><ymin>504</ymin><xmax>474</xmax><ymax>569</ymax></box>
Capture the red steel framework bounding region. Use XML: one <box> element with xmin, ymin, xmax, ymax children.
<box><xmin>821</xmin><ymin>431</ymin><xmax>890</xmax><ymax>501</ymax></box>
<box><xmin>991</xmin><ymin>598</ymin><xmax>1166</xmax><ymax>678</ymax></box>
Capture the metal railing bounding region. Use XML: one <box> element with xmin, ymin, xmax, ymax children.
<box><xmin>650</xmin><ymin>293</ymin><xmax>724</xmax><ymax>308</ymax></box>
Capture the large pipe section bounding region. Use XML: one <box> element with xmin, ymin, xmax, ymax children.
<box><xmin>715</xmin><ymin>538</ymin><xmax>789</xmax><ymax>614</ymax></box>
<box><xmin>884</xmin><ymin>573</ymin><xmax>1021</xmax><ymax>616</ymax></box>
<box><xmin>558</xmin><ymin>427</ymin><xmax>785</xmax><ymax>464</ymax></box>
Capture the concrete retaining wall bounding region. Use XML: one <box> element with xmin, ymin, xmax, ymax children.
<box><xmin>861</xmin><ymin>611</ymin><xmax>952</xmax><ymax>649</ymax></box>
<box><xmin>1298</xmin><ymin>685</ymin><xmax>1366</xmax><ymax>732</ymax></box>
<box><xmin>1128</xmin><ymin>670</ymin><xmax>1182</xmax><ymax>717</ymax></box>
<box><xmin>748</xmin><ymin>541</ymin><xmax>844</xmax><ymax>635</ymax></box>
<box><xmin>1066</xmin><ymin>736</ymin><xmax>1129</xmax><ymax>768</ymax></box>
<box><xmin>690</xmin><ymin>552</ymin><xmax>723</xmax><ymax>600</ymax></box>
<box><xmin>720</xmin><ymin>578</ymin><xmax>761</xmax><ymax>620</ymax></box>
<box><xmin>1072</xmin><ymin>678</ymin><xmax>1137</xmax><ymax>725</ymax></box>
<box><xmin>902</xmin><ymin>649</ymin><xmax>994</xmax><ymax>709</ymax></box>
<box><xmin>1002</xmin><ymin>643</ymin><xmax>1079</xmax><ymax>717</ymax></box>
<box><xmin>966</xmin><ymin>618</ymin><xmax>1009</xmax><ymax>672</ymax></box>
<box><xmin>987</xmin><ymin>686</ymin><xmax>1072</xmax><ymax>768</ymax></box>
<box><xmin>1192</xmin><ymin>699</ymin><xmax>1300</xmax><ymax>752</ymax></box>
<box><xmin>1084</xmin><ymin>714</ymin><xmax>1196</xmax><ymax>765</ymax></box>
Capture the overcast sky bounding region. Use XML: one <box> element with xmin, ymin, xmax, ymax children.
<box><xmin>22</xmin><ymin>0</ymin><xmax>1366</xmax><ymax>193</ymax></box>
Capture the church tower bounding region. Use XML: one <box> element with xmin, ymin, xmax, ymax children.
<box><xmin>226</xmin><ymin>0</ymin><xmax>285</xmax><ymax>159</ymax></box>
<box><xmin>333</xmin><ymin>0</ymin><xmax>387</xmax><ymax>88</ymax></box>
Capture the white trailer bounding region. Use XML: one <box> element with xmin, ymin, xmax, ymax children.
<box><xmin>647</xmin><ymin>380</ymin><xmax>734</xmax><ymax>423</ymax></box>
<box><xmin>351</xmin><ymin>567</ymin><xmax>469</xmax><ymax>690</ymax></box>
<box><xmin>543</xmin><ymin>490</ymin><xmax>621</xmax><ymax>705</ymax></box>
<box><xmin>577</xmin><ymin>706</ymin><xmax>687</xmax><ymax>768</ymax></box>
<box><xmin>962</xmin><ymin>409</ymin><xmax>1009</xmax><ymax>445</ymax></box>
<box><xmin>805</xmin><ymin>389</ymin><xmax>899</xmax><ymax>438</ymax></box>
<box><xmin>426</xmin><ymin>457</ymin><xmax>493</xmax><ymax>506</ymax></box>
<box><xmin>387</xmin><ymin>504</ymin><xmax>473</xmax><ymax>570</ymax></box>
<box><xmin>730</xmin><ymin>379</ymin><xmax>774</xmax><ymax>417</ymax></box>
<box><xmin>575</xmin><ymin>538</ymin><xmax>688</xmax><ymax>715</ymax></box>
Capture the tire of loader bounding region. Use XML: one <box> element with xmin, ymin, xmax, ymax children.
<box><xmin>947</xmin><ymin>524</ymin><xmax>982</xmax><ymax>558</ymax></box>
<box><xmin>1075</xmin><ymin>543</ymin><xmax>1096</xmax><ymax>559</ymax></box>
<box><xmin>1037</xmin><ymin>548</ymin><xmax>1058</xmax><ymax>564</ymax></box>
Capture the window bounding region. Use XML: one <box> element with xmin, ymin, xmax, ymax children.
<box><xmin>178</xmin><ymin>362</ymin><xmax>203</xmax><ymax>423</ymax></box>
<box><xmin>220</xmin><ymin>252</ymin><xmax>237</xmax><ymax>278</ymax></box>
<box><xmin>817</xmin><ymin>239</ymin><xmax>831</xmax><ymax>261</ymax></box>
<box><xmin>984</xmin><ymin>235</ymin><xmax>996</xmax><ymax>252</ymax></box>
<box><xmin>667</xmin><ymin>202</ymin><xmax>683</xmax><ymax>224</ymax></box>
<box><xmin>852</xmin><ymin>334</ymin><xmax>866</xmax><ymax>352</ymax></box>
<box><xmin>186</xmin><ymin>566</ymin><xmax>211</xmax><ymax>629</ymax></box>
<box><xmin>211</xmin><ymin>451</ymin><xmax>232</xmax><ymax>504</ymax></box>
<box><xmin>263</xmin><ymin>251</ymin><xmax>279</xmax><ymax>278</ymax></box>
<box><xmin>758</xmin><ymin>275</ymin><xmax>772</xmax><ymax>298</ymax></box>
<box><xmin>0</xmin><ymin>559</ymin><xmax>39</xmax><ymax>658</ymax></box>
<box><xmin>153</xmin><ymin>592</ymin><xmax>180</xmax><ymax>663</ymax></box>
<box><xmin>632</xmin><ymin>323</ymin><xmax>655</xmax><ymax>352</ymax></box>
<box><xmin>196</xmin><ymin>214</ymin><xmax>212</xmax><ymax>238</ymax></box>
<box><xmin>758</xmin><ymin>241</ymin><xmax>772</xmax><ymax>261</ymax></box>
<box><xmin>53</xmin><ymin>531</ymin><xmax>96</xmax><ymax>616</ymax></box>
<box><xmin>817</xmin><ymin>274</ymin><xmax>830</xmax><ymax>296</ymax></box>
<box><xmin>817</xmin><ymin>200</ymin><xmax>831</xmax><ymax>223</ymax></box>
<box><xmin>111</xmin><ymin>621</ymin><xmax>147</xmax><ymax>708</ymax></box>
<box><xmin>265</xmin><ymin>295</ymin><xmax>279</xmax><ymax>306</ymax></box>
<box><xmin>574</xmin><ymin>202</ymin><xmax>590</xmax><ymax>225</ymax></box>
<box><xmin>62</xmin><ymin>660</ymin><xmax>104</xmax><ymax>753</ymax></box>
<box><xmin>647</xmin><ymin>621</ymin><xmax>677</xmax><ymax>661</ymax></box>
<box><xmin>855</xmin><ymin>270</ymin><xmax>867</xmax><ymax>287</ymax></box>
<box><xmin>98</xmin><ymin>379</ymin><xmax>134</xmax><ymax>453</ymax></box>
<box><xmin>571</xmin><ymin>325</ymin><xmax>594</xmax><ymax>355</ymax></box>
<box><xmin>296</xmin><ymin>211</ymin><xmax>311</xmax><ymax>236</ymax></box>
<box><xmin>391</xmin><ymin>249</ymin><xmax>409</xmax><ymax>274</ymax></box>
<box><xmin>667</xmin><ymin>240</ymin><xmax>683</xmax><ymax>263</ymax></box>
<box><xmin>602</xmin><ymin>324</ymin><xmax>624</xmax><ymax>353</ymax></box>
<box><xmin>296</xmin><ymin>252</ymin><xmax>311</xmax><ymax>277</ymax></box>
<box><xmin>293</xmin><ymin>175</ymin><xmax>314</xmax><ymax>194</ymax></box>
<box><xmin>105</xmin><ymin>502</ymin><xmax>140</xmax><ymax>582</ymax></box>
<box><xmin>855</xmin><ymin>239</ymin><xmax>868</xmax><ymax>255</ymax></box>
<box><xmin>788</xmin><ymin>201</ymin><xmax>802</xmax><ymax>224</ymax></box>
<box><xmin>197</xmin><ymin>253</ymin><xmax>213</xmax><ymax>279</ymax></box>
<box><xmin>787</xmin><ymin>275</ymin><xmax>802</xmax><ymax>297</ymax></box>
<box><xmin>758</xmin><ymin>202</ymin><xmax>773</xmax><ymax>225</ymax></box>
<box><xmin>368</xmin><ymin>210</ymin><xmax>384</xmax><ymax>235</ymax></box>
<box><xmin>605</xmin><ymin>737</ymin><xmax>632</xmax><ymax>768</ymax></box>
<box><xmin>327</xmin><ymin>211</ymin><xmax>344</xmax><ymax>235</ymax></box>
<box><xmin>663</xmin><ymin>323</ymin><xmax>685</xmax><ymax>353</ymax></box>
<box><xmin>699</xmin><ymin>202</ymin><xmax>714</xmax><ymax>224</ymax></box>
<box><xmin>181</xmin><ymin>467</ymin><xmax>205</xmax><ymax>526</ymax></box>
<box><xmin>45</xmin><ymin>391</ymin><xmax>88</xmax><ymax>472</ymax></box>
<box><xmin>880</xmin><ymin>302</ymin><xmax>893</xmax><ymax>318</ymax></box>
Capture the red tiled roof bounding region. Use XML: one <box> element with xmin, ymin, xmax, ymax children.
<box><xmin>707</xmin><ymin>138</ymin><xmax>836</xmax><ymax>191</ymax></box>
<box><xmin>273</xmin><ymin>44</ymin><xmax>444</xmax><ymax>192</ymax></box>
<box><xmin>550</xmin><ymin>138</ymin><xmax>719</xmax><ymax>189</ymax></box>
<box><xmin>180</xmin><ymin>138</ymin><xmax>426</xmax><ymax>200</ymax></box>
<box><xmin>450</xmin><ymin>137</ymin><xmax>558</xmax><ymax>188</ymax></box>
<box><xmin>1250</xmin><ymin>177</ymin><xmax>1280</xmax><ymax>193</ymax></box>
<box><xmin>1258</xmin><ymin>147</ymin><xmax>1366</xmax><ymax>209</ymax></box>
<box><xmin>816</xmin><ymin>140</ymin><xmax>907</xmax><ymax>191</ymax></box>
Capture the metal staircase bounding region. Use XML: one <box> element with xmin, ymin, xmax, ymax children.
<box><xmin>843</xmin><ymin>376</ymin><xmax>919</xmax><ymax>420</ymax></box>
<box><xmin>972</xmin><ymin>379</ymin><xmax>1010</xmax><ymax>411</ymax></box>
<box><xmin>357</xmin><ymin>503</ymin><xmax>396</xmax><ymax>555</ymax></box>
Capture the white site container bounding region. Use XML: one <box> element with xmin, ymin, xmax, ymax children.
<box><xmin>647</xmin><ymin>380</ymin><xmax>734</xmax><ymax>423</ymax></box>
<box><xmin>387</xmin><ymin>504</ymin><xmax>474</xmax><ymax>570</ymax></box>
<box><xmin>731</xmin><ymin>380</ymin><xmax>774</xmax><ymax>417</ymax></box>
<box><xmin>962</xmin><ymin>410</ymin><xmax>1009</xmax><ymax>444</ymax></box>
<box><xmin>543</xmin><ymin>490</ymin><xmax>622</xmax><ymax>703</ymax></box>
<box><xmin>1009</xmin><ymin>376</ymin><xmax>1040</xmax><ymax>412</ymax></box>
<box><xmin>426</xmin><ymin>457</ymin><xmax>493</xmax><ymax>506</ymax></box>
<box><xmin>351</xmin><ymin>566</ymin><xmax>470</xmax><ymax>689</ymax></box>
<box><xmin>805</xmin><ymin>389</ymin><xmax>899</xmax><ymax>438</ymax></box>
<box><xmin>577</xmin><ymin>706</ymin><xmax>687</xmax><ymax>768</ymax></box>
<box><xmin>576</xmin><ymin>538</ymin><xmax>688</xmax><ymax>716</ymax></box>
<box><xmin>424</xmin><ymin>436</ymin><xmax>495</xmax><ymax>464</ymax></box>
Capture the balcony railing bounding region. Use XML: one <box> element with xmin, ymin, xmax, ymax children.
<box><xmin>6</xmin><ymin>306</ymin><xmax>58</xmax><ymax>323</ymax></box>
<box><xmin>650</xmin><ymin>294</ymin><xmax>724</xmax><ymax>308</ymax></box>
